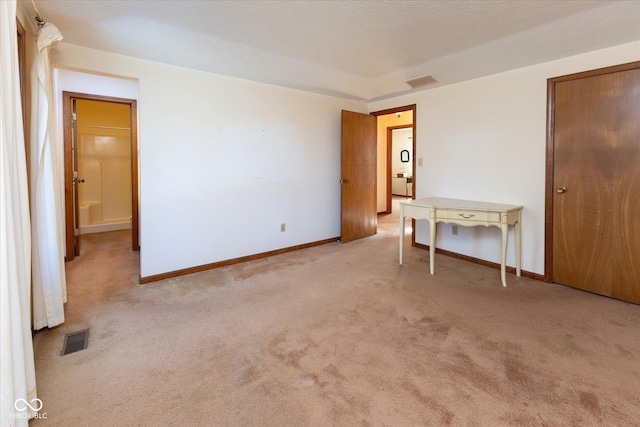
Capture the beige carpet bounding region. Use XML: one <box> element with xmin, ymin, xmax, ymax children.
<box><xmin>32</xmin><ymin>206</ymin><xmax>640</xmax><ymax>426</ymax></box>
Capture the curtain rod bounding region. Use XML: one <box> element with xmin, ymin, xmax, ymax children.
<box><xmin>30</xmin><ymin>0</ymin><xmax>45</xmax><ymax>27</ymax></box>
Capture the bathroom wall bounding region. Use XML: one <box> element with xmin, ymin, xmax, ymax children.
<box><xmin>76</xmin><ymin>99</ymin><xmax>132</xmax><ymax>234</ymax></box>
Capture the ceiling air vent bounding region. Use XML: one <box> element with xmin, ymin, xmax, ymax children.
<box><xmin>405</xmin><ymin>75</ymin><xmax>437</xmax><ymax>89</ymax></box>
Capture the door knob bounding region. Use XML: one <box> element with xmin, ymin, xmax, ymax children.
<box><xmin>76</xmin><ymin>178</ymin><xmax>86</xmax><ymax>184</ymax></box>
<box><xmin>556</xmin><ymin>186</ymin><xmax>566</xmax><ymax>194</ymax></box>
<box><xmin>341</xmin><ymin>179</ymin><xmax>350</xmax><ymax>184</ymax></box>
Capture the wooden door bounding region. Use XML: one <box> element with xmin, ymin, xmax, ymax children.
<box><xmin>550</xmin><ymin>63</ymin><xmax>640</xmax><ymax>303</ymax></box>
<box><xmin>341</xmin><ymin>110</ymin><xmax>377</xmax><ymax>242</ymax></box>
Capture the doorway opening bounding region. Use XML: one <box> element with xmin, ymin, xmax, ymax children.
<box><xmin>369</xmin><ymin>105</ymin><xmax>416</xmax><ymax>239</ymax></box>
<box><xmin>389</xmin><ymin>126</ymin><xmax>414</xmax><ymax>198</ymax></box>
<box><xmin>371</xmin><ymin>105</ymin><xmax>416</xmax><ymax>215</ymax></box>
<box><xmin>339</xmin><ymin>105</ymin><xmax>416</xmax><ymax>242</ymax></box>
<box><xmin>63</xmin><ymin>92</ymin><xmax>139</xmax><ymax>261</ymax></box>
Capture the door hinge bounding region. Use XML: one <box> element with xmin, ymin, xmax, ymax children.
<box><xmin>72</xmin><ymin>112</ymin><xmax>77</xmax><ymax>121</ymax></box>
<box><xmin>74</xmin><ymin>228</ymin><xmax>79</xmax><ymax>237</ymax></box>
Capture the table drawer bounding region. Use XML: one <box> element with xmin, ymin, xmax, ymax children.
<box><xmin>437</xmin><ymin>209</ymin><xmax>501</xmax><ymax>223</ymax></box>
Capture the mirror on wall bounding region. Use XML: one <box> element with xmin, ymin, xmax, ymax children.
<box><xmin>400</xmin><ymin>149</ymin><xmax>410</xmax><ymax>162</ymax></box>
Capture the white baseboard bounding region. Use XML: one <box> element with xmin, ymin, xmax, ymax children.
<box><xmin>80</xmin><ymin>222</ymin><xmax>131</xmax><ymax>235</ymax></box>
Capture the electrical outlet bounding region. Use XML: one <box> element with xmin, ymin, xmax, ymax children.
<box><xmin>452</xmin><ymin>225</ymin><xmax>458</xmax><ymax>236</ymax></box>
<box><xmin>281</xmin><ymin>223</ymin><xmax>286</xmax><ymax>232</ymax></box>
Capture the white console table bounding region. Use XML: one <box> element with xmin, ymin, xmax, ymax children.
<box><xmin>399</xmin><ymin>197</ymin><xmax>522</xmax><ymax>287</ymax></box>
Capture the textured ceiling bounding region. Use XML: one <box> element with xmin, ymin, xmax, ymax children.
<box><xmin>27</xmin><ymin>0</ymin><xmax>640</xmax><ymax>101</ymax></box>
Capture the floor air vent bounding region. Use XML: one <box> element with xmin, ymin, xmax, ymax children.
<box><xmin>61</xmin><ymin>329</ymin><xmax>89</xmax><ymax>356</ymax></box>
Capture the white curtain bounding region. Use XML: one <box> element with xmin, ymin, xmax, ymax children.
<box><xmin>1</xmin><ymin>1</ymin><xmax>38</xmax><ymax>425</ymax></box>
<box><xmin>30</xmin><ymin>22</ymin><xmax>66</xmax><ymax>330</ymax></box>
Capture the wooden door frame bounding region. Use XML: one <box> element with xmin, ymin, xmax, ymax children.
<box><xmin>544</xmin><ymin>61</ymin><xmax>640</xmax><ymax>282</ymax></box>
<box><xmin>63</xmin><ymin>91</ymin><xmax>139</xmax><ymax>261</ymax></box>
<box><xmin>371</xmin><ymin>104</ymin><xmax>416</xmax><ymax>214</ymax></box>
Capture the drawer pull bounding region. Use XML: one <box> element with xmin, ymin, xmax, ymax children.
<box><xmin>458</xmin><ymin>213</ymin><xmax>475</xmax><ymax>219</ymax></box>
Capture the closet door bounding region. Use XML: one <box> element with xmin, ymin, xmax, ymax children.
<box><xmin>550</xmin><ymin>63</ymin><xmax>640</xmax><ymax>303</ymax></box>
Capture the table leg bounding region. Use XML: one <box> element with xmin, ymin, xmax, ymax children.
<box><xmin>399</xmin><ymin>210</ymin><xmax>405</xmax><ymax>265</ymax></box>
<box><xmin>500</xmin><ymin>223</ymin><xmax>508</xmax><ymax>287</ymax></box>
<box><xmin>515</xmin><ymin>210</ymin><xmax>522</xmax><ymax>277</ymax></box>
<box><xmin>429</xmin><ymin>219</ymin><xmax>436</xmax><ymax>275</ymax></box>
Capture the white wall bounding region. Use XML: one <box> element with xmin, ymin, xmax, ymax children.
<box><xmin>392</xmin><ymin>128</ymin><xmax>412</xmax><ymax>176</ymax></box>
<box><xmin>51</xmin><ymin>40</ymin><xmax>639</xmax><ymax>279</ymax></box>
<box><xmin>52</xmin><ymin>43</ymin><xmax>367</xmax><ymax>278</ymax></box>
<box><xmin>370</xmin><ymin>41</ymin><xmax>640</xmax><ymax>276</ymax></box>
